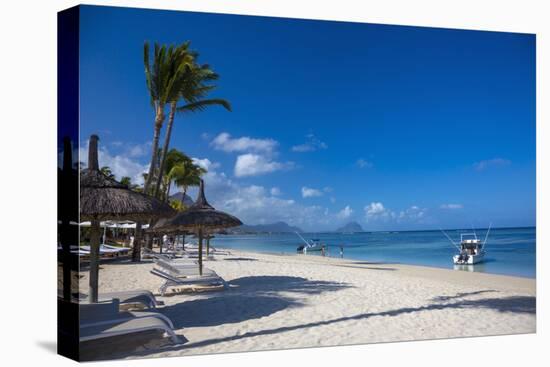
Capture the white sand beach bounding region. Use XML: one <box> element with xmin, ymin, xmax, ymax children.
<box><xmin>78</xmin><ymin>249</ymin><xmax>536</xmax><ymax>360</ymax></box>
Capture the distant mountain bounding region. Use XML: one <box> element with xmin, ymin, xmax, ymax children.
<box><xmin>229</xmin><ymin>221</ymin><xmax>303</xmax><ymax>234</ymax></box>
<box><xmin>335</xmin><ymin>221</ymin><xmax>365</xmax><ymax>233</ymax></box>
<box><xmin>168</xmin><ymin>192</ymin><xmax>194</xmax><ymax>207</ymax></box>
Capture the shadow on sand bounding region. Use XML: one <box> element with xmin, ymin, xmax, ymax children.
<box><xmin>160</xmin><ymin>276</ymin><xmax>352</xmax><ymax>329</ymax></box>
<box><xmin>336</xmin><ymin>264</ymin><xmax>397</xmax><ymax>271</ymax></box>
<box><xmin>90</xmin><ymin>279</ymin><xmax>535</xmax><ymax>360</ymax></box>
<box><xmin>432</xmin><ymin>290</ymin><xmax>498</xmax><ymax>302</ymax></box>
<box><xmin>169</xmin><ymin>294</ymin><xmax>536</xmax><ymax>352</ymax></box>
<box><xmin>224</xmin><ymin>257</ymin><xmax>258</xmax><ymax>262</ymax></box>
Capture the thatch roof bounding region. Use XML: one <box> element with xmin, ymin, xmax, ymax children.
<box><xmin>80</xmin><ymin>135</ymin><xmax>175</xmax><ymax>221</ymax></box>
<box><xmin>151</xmin><ymin>179</ymin><xmax>242</xmax><ymax>232</ymax></box>
<box><xmin>145</xmin><ymin>217</ymin><xmax>192</xmax><ymax>234</ymax></box>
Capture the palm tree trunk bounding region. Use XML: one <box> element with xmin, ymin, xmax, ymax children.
<box><xmin>132</xmin><ymin>222</ymin><xmax>143</xmax><ymax>262</ymax></box>
<box><xmin>144</xmin><ymin>105</ymin><xmax>165</xmax><ymax>194</ymax></box>
<box><xmin>89</xmin><ymin>220</ymin><xmax>101</xmax><ymax>302</ymax></box>
<box><xmin>153</xmin><ymin>101</ymin><xmax>177</xmax><ymax>198</ymax></box>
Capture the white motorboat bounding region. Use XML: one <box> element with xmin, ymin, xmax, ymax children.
<box><xmin>442</xmin><ymin>224</ymin><xmax>491</xmax><ymax>266</ymax></box>
<box><xmin>452</xmin><ymin>234</ymin><xmax>485</xmax><ymax>265</ymax></box>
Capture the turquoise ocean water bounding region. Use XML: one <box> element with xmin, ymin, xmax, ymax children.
<box><xmin>209</xmin><ymin>227</ymin><xmax>536</xmax><ymax>278</ymax></box>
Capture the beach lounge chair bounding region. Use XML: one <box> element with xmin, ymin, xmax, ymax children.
<box><xmin>102</xmin><ymin>244</ymin><xmax>131</xmax><ymax>255</ymax></box>
<box><xmin>79</xmin><ymin>300</ymin><xmax>180</xmax><ymax>344</ymax></box>
<box><xmin>143</xmin><ymin>247</ymin><xmax>212</xmax><ymax>264</ymax></box>
<box><xmin>80</xmin><ymin>244</ymin><xmax>128</xmax><ymax>258</ymax></box>
<box><xmin>142</xmin><ymin>248</ymin><xmax>185</xmax><ymax>260</ymax></box>
<box><xmin>97</xmin><ymin>290</ymin><xmax>158</xmax><ymax>309</ymax></box>
<box><xmin>150</xmin><ymin>268</ymin><xmax>226</xmax><ymax>295</ymax></box>
<box><xmin>181</xmin><ymin>250</ymin><xmax>215</xmax><ymax>260</ymax></box>
<box><xmin>153</xmin><ymin>258</ymin><xmax>217</xmax><ymax>278</ymax></box>
<box><xmin>59</xmin><ymin>289</ymin><xmax>159</xmax><ymax>309</ymax></box>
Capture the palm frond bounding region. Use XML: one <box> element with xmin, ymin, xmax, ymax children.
<box><xmin>177</xmin><ymin>99</ymin><xmax>231</xmax><ymax>114</ymax></box>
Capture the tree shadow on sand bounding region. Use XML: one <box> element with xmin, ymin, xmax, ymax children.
<box><xmin>224</xmin><ymin>257</ymin><xmax>257</xmax><ymax>262</ymax></box>
<box><xmin>109</xmin><ymin>290</ymin><xmax>535</xmax><ymax>359</ymax></box>
<box><xmin>161</xmin><ymin>295</ymin><xmax>300</xmax><ymax>328</ymax></box>
<box><xmin>432</xmin><ymin>290</ymin><xmax>498</xmax><ymax>302</ymax></box>
<box><xmin>228</xmin><ymin>276</ymin><xmax>352</xmax><ymax>295</ymax></box>
<box><xmin>335</xmin><ymin>264</ymin><xmax>397</xmax><ymax>271</ymax></box>
<box><xmin>171</xmin><ymin>295</ymin><xmax>536</xmax><ymax>351</ymax></box>
<box><xmin>159</xmin><ymin>276</ymin><xmax>352</xmax><ymax>329</ymax></box>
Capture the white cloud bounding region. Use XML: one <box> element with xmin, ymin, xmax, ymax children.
<box><xmin>302</xmin><ymin>186</ymin><xmax>323</xmax><ymax>198</ymax></box>
<box><xmin>192</xmin><ymin>157</ymin><xmax>220</xmax><ymax>171</ymax></box>
<box><xmin>79</xmin><ymin>141</ymin><xmax>149</xmax><ymax>185</ymax></box>
<box><xmin>398</xmin><ymin>205</ymin><xmax>427</xmax><ymax>221</ymax></box>
<box><xmin>190</xmin><ymin>167</ymin><xmax>335</xmax><ymax>230</ymax></box>
<box><xmin>211</xmin><ymin>132</ymin><xmax>278</xmax><ymax>154</ymax></box>
<box><xmin>356</xmin><ymin>158</ymin><xmax>373</xmax><ymax>168</ymax></box>
<box><xmin>234</xmin><ymin>154</ymin><xmax>292</xmax><ymax>177</ymax></box>
<box><xmin>126</xmin><ymin>142</ymin><xmax>151</xmax><ymax>158</ymax></box>
<box><xmin>337</xmin><ymin>205</ymin><xmax>353</xmax><ymax>219</ymax></box>
<box><xmin>473</xmin><ymin>158</ymin><xmax>511</xmax><ymax>171</ymax></box>
<box><xmin>440</xmin><ymin>203</ymin><xmax>463</xmax><ymax>209</ymax></box>
<box><xmin>270</xmin><ymin>187</ymin><xmax>281</xmax><ymax>196</ymax></box>
<box><xmin>364</xmin><ymin>202</ymin><xmax>394</xmax><ymax>221</ymax></box>
<box><xmin>291</xmin><ymin>134</ymin><xmax>328</xmax><ymax>152</ymax></box>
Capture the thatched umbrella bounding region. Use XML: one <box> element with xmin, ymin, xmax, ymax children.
<box><xmin>80</xmin><ymin>135</ymin><xmax>175</xmax><ymax>302</ymax></box>
<box><xmin>152</xmin><ymin>179</ymin><xmax>242</xmax><ymax>274</ymax></box>
<box><xmin>192</xmin><ymin>233</ymin><xmax>216</xmax><ymax>256</ymax></box>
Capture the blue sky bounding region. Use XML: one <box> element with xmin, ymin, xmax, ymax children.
<box><xmin>78</xmin><ymin>5</ymin><xmax>535</xmax><ymax>231</ymax></box>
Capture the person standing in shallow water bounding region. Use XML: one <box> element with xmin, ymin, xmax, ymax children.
<box><xmin>340</xmin><ymin>244</ymin><xmax>344</xmax><ymax>258</ymax></box>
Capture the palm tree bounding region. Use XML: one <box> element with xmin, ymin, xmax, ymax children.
<box><xmin>120</xmin><ymin>176</ymin><xmax>142</xmax><ymax>191</ymax></box>
<box><xmin>100</xmin><ymin>166</ymin><xmax>115</xmax><ymax>179</ymax></box>
<box><xmin>142</xmin><ymin>42</ymin><xmax>194</xmax><ymax>195</ymax></box>
<box><xmin>172</xmin><ymin>159</ymin><xmax>207</xmax><ymax>206</ymax></box>
<box><xmin>152</xmin><ymin>53</ymin><xmax>231</xmax><ymax>198</ymax></box>
<box><xmin>169</xmin><ymin>199</ymin><xmax>186</xmax><ymax>212</ymax></box>
<box><xmin>161</xmin><ymin>149</ymin><xmax>187</xmax><ymax>201</ymax></box>
<box><xmin>167</xmin><ymin>158</ymin><xmax>206</xmax><ymax>247</ymax></box>
<box><xmin>120</xmin><ymin>176</ymin><xmax>132</xmax><ymax>186</ymax></box>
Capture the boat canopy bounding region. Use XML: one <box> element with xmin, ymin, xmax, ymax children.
<box><xmin>460</xmin><ymin>242</ymin><xmax>480</xmax><ymax>249</ymax></box>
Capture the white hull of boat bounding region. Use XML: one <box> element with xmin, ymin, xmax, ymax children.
<box><xmin>453</xmin><ymin>252</ymin><xmax>485</xmax><ymax>265</ymax></box>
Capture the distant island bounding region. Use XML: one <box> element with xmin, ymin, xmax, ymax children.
<box><xmin>226</xmin><ymin>221</ymin><xmax>303</xmax><ymax>234</ymax></box>
<box><xmin>169</xmin><ymin>192</ymin><xmax>194</xmax><ymax>207</ymax></box>
<box><xmin>335</xmin><ymin>221</ymin><xmax>365</xmax><ymax>233</ymax></box>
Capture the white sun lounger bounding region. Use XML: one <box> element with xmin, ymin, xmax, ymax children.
<box><xmin>143</xmin><ymin>248</ymin><xmax>213</xmax><ymax>264</ymax></box>
<box><xmin>97</xmin><ymin>290</ymin><xmax>158</xmax><ymax>309</ymax></box>
<box><xmin>60</xmin><ymin>289</ymin><xmax>158</xmax><ymax>309</ymax></box>
<box><xmin>101</xmin><ymin>244</ymin><xmax>131</xmax><ymax>254</ymax></box>
<box><xmin>153</xmin><ymin>259</ymin><xmax>216</xmax><ymax>278</ymax></box>
<box><xmin>80</xmin><ymin>244</ymin><xmax>129</xmax><ymax>257</ymax></box>
<box><xmin>150</xmin><ymin>268</ymin><xmax>226</xmax><ymax>295</ymax></box>
<box><xmin>80</xmin><ymin>316</ymin><xmax>179</xmax><ymax>344</ymax></box>
<box><xmin>142</xmin><ymin>248</ymin><xmax>189</xmax><ymax>261</ymax></box>
<box><xmin>79</xmin><ymin>300</ymin><xmax>180</xmax><ymax>344</ymax></box>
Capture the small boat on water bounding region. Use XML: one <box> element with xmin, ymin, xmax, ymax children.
<box><xmin>442</xmin><ymin>224</ymin><xmax>491</xmax><ymax>265</ymax></box>
<box><xmin>453</xmin><ymin>233</ymin><xmax>485</xmax><ymax>265</ymax></box>
<box><xmin>295</xmin><ymin>232</ymin><xmax>326</xmax><ymax>254</ymax></box>
<box><xmin>296</xmin><ymin>239</ymin><xmax>324</xmax><ymax>253</ymax></box>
